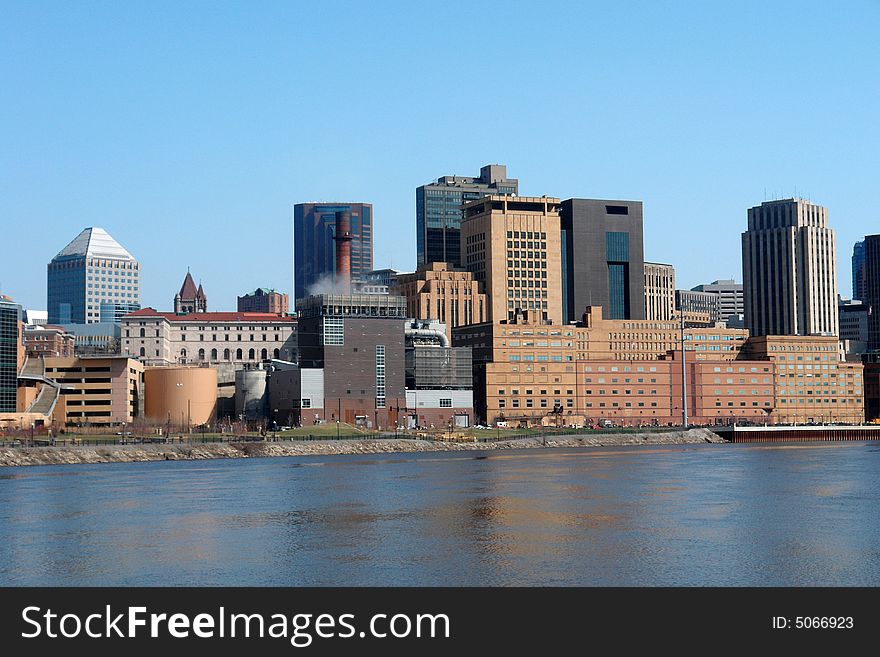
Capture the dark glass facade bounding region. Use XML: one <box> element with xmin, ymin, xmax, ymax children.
<box><xmin>0</xmin><ymin>299</ymin><xmax>21</xmax><ymax>413</ymax></box>
<box><xmin>416</xmin><ymin>165</ymin><xmax>518</xmax><ymax>267</ymax></box>
<box><xmin>294</xmin><ymin>203</ymin><xmax>373</xmax><ymax>302</ymax></box>
<box><xmin>560</xmin><ymin>199</ymin><xmax>645</xmax><ymax>323</ymax></box>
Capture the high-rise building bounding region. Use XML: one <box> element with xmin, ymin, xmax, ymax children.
<box><xmin>460</xmin><ymin>195</ymin><xmax>562</xmax><ymax>324</ymax></box>
<box><xmin>294</xmin><ymin>203</ymin><xmax>373</xmax><ymax>302</ymax></box>
<box><xmin>237</xmin><ymin>288</ymin><xmax>289</xmax><ymax>315</ymax></box>
<box><xmin>392</xmin><ymin>262</ymin><xmax>487</xmax><ymax>343</ymax></box>
<box><xmin>690</xmin><ymin>279</ymin><xmax>744</xmax><ymax>321</ymax></box>
<box><xmin>416</xmin><ymin>164</ymin><xmax>518</xmax><ymax>267</ymax></box>
<box><xmin>174</xmin><ymin>271</ymin><xmax>207</xmax><ymax>314</ymax></box>
<box><xmin>839</xmin><ymin>298</ymin><xmax>869</xmax><ymax>359</ymax></box>
<box><xmin>742</xmin><ymin>199</ymin><xmax>838</xmax><ymax>337</ymax></box>
<box><xmin>676</xmin><ymin>289</ymin><xmax>722</xmax><ymax>327</ymax></box>
<box><xmin>0</xmin><ymin>295</ymin><xmax>22</xmax><ymax>413</ymax></box>
<box><xmin>644</xmin><ymin>262</ymin><xmax>676</xmax><ymax>321</ymax></box>
<box><xmin>863</xmin><ymin>235</ymin><xmax>880</xmax><ymax>351</ymax></box>
<box><xmin>560</xmin><ymin>199</ymin><xmax>646</xmax><ymax>322</ymax></box>
<box><xmin>47</xmin><ymin>227</ymin><xmax>140</xmax><ymax>325</ymax></box>
<box><xmin>853</xmin><ymin>240</ymin><xmax>866</xmax><ymax>301</ymax></box>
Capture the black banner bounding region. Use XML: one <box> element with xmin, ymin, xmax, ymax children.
<box><xmin>0</xmin><ymin>587</ymin><xmax>873</xmax><ymax>653</ymax></box>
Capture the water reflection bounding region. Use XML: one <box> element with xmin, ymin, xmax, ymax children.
<box><xmin>0</xmin><ymin>443</ymin><xmax>878</xmax><ymax>585</ymax></box>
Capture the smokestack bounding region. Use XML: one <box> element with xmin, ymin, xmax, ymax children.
<box><xmin>333</xmin><ymin>210</ymin><xmax>353</xmax><ymax>293</ymax></box>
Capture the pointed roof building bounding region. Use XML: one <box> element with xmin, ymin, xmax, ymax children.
<box><xmin>174</xmin><ymin>270</ymin><xmax>207</xmax><ymax>314</ymax></box>
<box><xmin>55</xmin><ymin>227</ymin><xmax>136</xmax><ymax>261</ymax></box>
<box><xmin>48</xmin><ymin>227</ymin><xmax>140</xmax><ymax>325</ymax></box>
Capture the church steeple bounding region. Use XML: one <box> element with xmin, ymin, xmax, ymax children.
<box><xmin>174</xmin><ymin>270</ymin><xmax>207</xmax><ymax>314</ymax></box>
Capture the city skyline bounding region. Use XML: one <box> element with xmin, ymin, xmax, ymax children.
<box><xmin>2</xmin><ymin>2</ymin><xmax>877</xmax><ymax>312</ymax></box>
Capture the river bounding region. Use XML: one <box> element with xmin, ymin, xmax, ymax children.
<box><xmin>1</xmin><ymin>442</ymin><xmax>878</xmax><ymax>586</ymax></box>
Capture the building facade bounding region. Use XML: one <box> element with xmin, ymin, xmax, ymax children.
<box><xmin>23</xmin><ymin>325</ymin><xmax>75</xmax><ymax>358</ymax></box>
<box><xmin>460</xmin><ymin>195</ymin><xmax>563</xmax><ymax>324</ymax></box>
<box><xmin>416</xmin><ymin>164</ymin><xmax>518</xmax><ymax>267</ymax></box>
<box><xmin>392</xmin><ymin>262</ymin><xmax>487</xmax><ymax>343</ymax></box>
<box><xmin>48</xmin><ymin>227</ymin><xmax>140</xmax><ymax>325</ymax></box>
<box><xmin>676</xmin><ymin>289</ymin><xmax>722</xmax><ymax>327</ymax></box>
<box><xmin>560</xmin><ymin>198</ymin><xmax>646</xmax><ymax>323</ymax></box>
<box><xmin>644</xmin><ymin>262</ymin><xmax>676</xmax><ymax>321</ymax></box>
<box><xmin>839</xmin><ymin>298</ymin><xmax>869</xmax><ymax>359</ymax></box>
<box><xmin>853</xmin><ymin>240</ymin><xmax>866</xmax><ymax>301</ymax></box>
<box><xmin>237</xmin><ymin>288</ymin><xmax>289</xmax><ymax>315</ymax></box>
<box><xmin>120</xmin><ymin>308</ymin><xmax>297</xmax><ymax>367</ymax></box>
<box><xmin>295</xmin><ymin>294</ymin><xmax>407</xmax><ymax>428</ymax></box>
<box><xmin>0</xmin><ymin>296</ymin><xmax>22</xmax><ymax>413</ymax></box>
<box><xmin>864</xmin><ymin>235</ymin><xmax>880</xmax><ymax>351</ymax></box>
<box><xmin>294</xmin><ymin>203</ymin><xmax>373</xmax><ymax>301</ymax></box>
<box><xmin>742</xmin><ymin>199</ymin><xmax>839</xmax><ymax>337</ymax></box>
<box><xmin>174</xmin><ymin>271</ymin><xmax>207</xmax><ymax>314</ymax></box>
<box><xmin>34</xmin><ymin>356</ymin><xmax>143</xmax><ymax>426</ymax></box>
<box><xmin>454</xmin><ymin>308</ymin><xmax>862</xmax><ymax>426</ymax></box>
<box><xmin>690</xmin><ymin>279</ymin><xmax>744</xmax><ymax>321</ymax></box>
<box><xmin>743</xmin><ymin>335</ymin><xmax>863</xmax><ymax>424</ymax></box>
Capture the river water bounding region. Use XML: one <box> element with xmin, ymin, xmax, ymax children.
<box><xmin>1</xmin><ymin>442</ymin><xmax>879</xmax><ymax>586</ymax></box>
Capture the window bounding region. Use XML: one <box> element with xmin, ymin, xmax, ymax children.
<box><xmin>248</xmin><ymin>348</ymin><xmax>255</xmax><ymax>360</ymax></box>
<box><xmin>439</xmin><ymin>398</ymin><xmax>452</xmax><ymax>408</ymax></box>
<box><xmin>211</xmin><ymin>348</ymin><xmax>218</xmax><ymax>360</ymax></box>
<box><xmin>376</xmin><ymin>345</ymin><xmax>386</xmax><ymax>408</ymax></box>
<box><xmin>301</xmin><ymin>399</ymin><xmax>311</xmax><ymax>409</ymax></box>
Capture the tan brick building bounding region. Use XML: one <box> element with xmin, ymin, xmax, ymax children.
<box><xmin>392</xmin><ymin>262</ymin><xmax>487</xmax><ymax>343</ymax></box>
<box><xmin>644</xmin><ymin>262</ymin><xmax>676</xmax><ymax>321</ymax></box>
<box><xmin>460</xmin><ymin>195</ymin><xmax>563</xmax><ymax>324</ymax></box>
<box><xmin>743</xmin><ymin>335</ymin><xmax>863</xmax><ymax>424</ymax></box>
<box><xmin>455</xmin><ymin>306</ymin><xmax>864</xmax><ymax>427</ymax></box>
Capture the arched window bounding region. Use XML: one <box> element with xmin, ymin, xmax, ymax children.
<box><xmin>261</xmin><ymin>348</ymin><xmax>268</xmax><ymax>360</ymax></box>
<box><xmin>181</xmin><ymin>348</ymin><xmax>187</xmax><ymax>358</ymax></box>
<box><xmin>248</xmin><ymin>348</ymin><xmax>255</xmax><ymax>360</ymax></box>
<box><xmin>198</xmin><ymin>348</ymin><xmax>205</xmax><ymax>361</ymax></box>
<box><xmin>211</xmin><ymin>348</ymin><xmax>218</xmax><ymax>360</ymax></box>
<box><xmin>236</xmin><ymin>348</ymin><xmax>243</xmax><ymax>360</ymax></box>
<box><xmin>139</xmin><ymin>328</ymin><xmax>145</xmax><ymax>337</ymax></box>
<box><xmin>224</xmin><ymin>348</ymin><xmax>230</xmax><ymax>360</ymax></box>
<box><xmin>273</xmin><ymin>348</ymin><xmax>280</xmax><ymax>359</ymax></box>
<box><xmin>139</xmin><ymin>347</ymin><xmax>145</xmax><ymax>357</ymax></box>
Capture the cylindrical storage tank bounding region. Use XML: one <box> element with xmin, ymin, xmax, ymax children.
<box><xmin>144</xmin><ymin>366</ymin><xmax>218</xmax><ymax>427</ymax></box>
<box><xmin>235</xmin><ymin>367</ymin><xmax>268</xmax><ymax>419</ymax></box>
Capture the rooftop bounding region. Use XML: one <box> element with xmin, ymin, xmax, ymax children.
<box><xmin>54</xmin><ymin>227</ymin><xmax>136</xmax><ymax>261</ymax></box>
<box><xmin>125</xmin><ymin>308</ymin><xmax>295</xmax><ymax>322</ymax></box>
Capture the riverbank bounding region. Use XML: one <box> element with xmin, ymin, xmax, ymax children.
<box><xmin>0</xmin><ymin>428</ymin><xmax>722</xmax><ymax>467</ymax></box>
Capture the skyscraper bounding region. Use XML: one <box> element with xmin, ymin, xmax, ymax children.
<box><xmin>560</xmin><ymin>199</ymin><xmax>646</xmax><ymax>322</ymax></box>
<box><xmin>0</xmin><ymin>295</ymin><xmax>22</xmax><ymax>413</ymax></box>
<box><xmin>741</xmin><ymin>199</ymin><xmax>838</xmax><ymax>337</ymax></box>
<box><xmin>853</xmin><ymin>239</ymin><xmax>866</xmax><ymax>301</ymax></box>
<box><xmin>644</xmin><ymin>262</ymin><xmax>676</xmax><ymax>321</ymax></box>
<box><xmin>47</xmin><ymin>227</ymin><xmax>140</xmax><ymax>325</ymax></box>
<box><xmin>294</xmin><ymin>203</ymin><xmax>373</xmax><ymax>302</ymax></box>
<box><xmin>863</xmin><ymin>235</ymin><xmax>880</xmax><ymax>351</ymax></box>
<box><xmin>416</xmin><ymin>164</ymin><xmax>518</xmax><ymax>267</ymax></box>
<box><xmin>460</xmin><ymin>195</ymin><xmax>562</xmax><ymax>324</ymax></box>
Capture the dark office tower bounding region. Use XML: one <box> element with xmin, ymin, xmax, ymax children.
<box><xmin>742</xmin><ymin>199</ymin><xmax>838</xmax><ymax>337</ymax></box>
<box><xmin>0</xmin><ymin>295</ymin><xmax>22</xmax><ymax>413</ymax></box>
<box><xmin>416</xmin><ymin>164</ymin><xmax>518</xmax><ymax>267</ymax></box>
<box><xmin>294</xmin><ymin>203</ymin><xmax>373</xmax><ymax>302</ymax></box>
<box><xmin>863</xmin><ymin>235</ymin><xmax>880</xmax><ymax>350</ymax></box>
<box><xmin>853</xmin><ymin>240</ymin><xmax>866</xmax><ymax>301</ymax></box>
<box><xmin>47</xmin><ymin>227</ymin><xmax>140</xmax><ymax>325</ymax></box>
<box><xmin>559</xmin><ymin>199</ymin><xmax>646</xmax><ymax>322</ymax></box>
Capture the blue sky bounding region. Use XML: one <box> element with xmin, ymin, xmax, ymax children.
<box><xmin>2</xmin><ymin>1</ymin><xmax>878</xmax><ymax>311</ymax></box>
